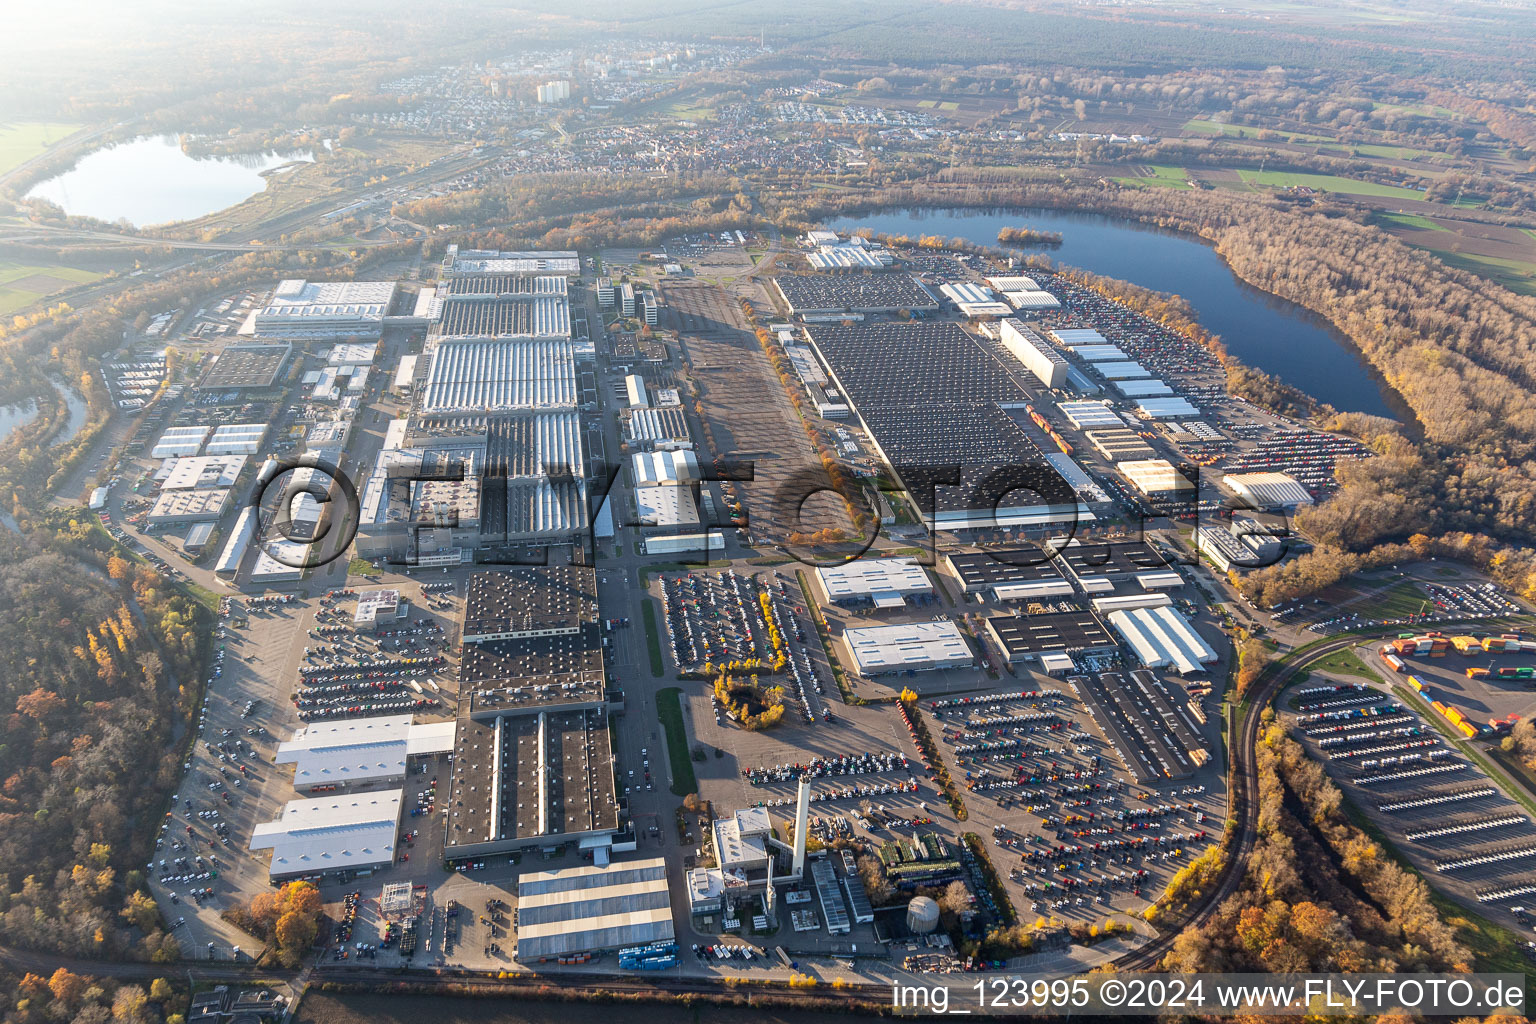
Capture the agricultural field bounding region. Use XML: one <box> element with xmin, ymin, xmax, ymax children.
<box><xmin>0</xmin><ymin>121</ymin><xmax>82</xmax><ymax>175</ymax></box>
<box><xmin>1233</xmin><ymin>168</ymin><xmax>1426</xmax><ymax>200</ymax></box>
<box><xmin>0</xmin><ymin>259</ymin><xmax>104</xmax><ymax>316</ymax></box>
<box><xmin>1184</xmin><ymin>118</ymin><xmax>1334</xmax><ymax>144</ymax></box>
<box><xmin>1113</xmin><ymin>164</ymin><xmax>1193</xmax><ymax>190</ymax></box>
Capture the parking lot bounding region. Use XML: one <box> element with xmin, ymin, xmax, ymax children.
<box><xmin>1283</xmin><ymin>679</ymin><xmax>1536</xmax><ymax>935</ymax></box>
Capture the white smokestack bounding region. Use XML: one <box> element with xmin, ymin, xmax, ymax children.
<box><xmin>791</xmin><ymin>776</ymin><xmax>810</xmax><ymax>878</ymax></box>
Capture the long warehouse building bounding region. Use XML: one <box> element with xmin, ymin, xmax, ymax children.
<box><xmin>1107</xmin><ymin>606</ymin><xmax>1218</xmax><ymax>676</ymax></box>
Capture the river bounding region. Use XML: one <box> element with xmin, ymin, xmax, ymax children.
<box><xmin>25</xmin><ymin>135</ymin><xmax>313</xmax><ymax>227</ymax></box>
<box><xmin>827</xmin><ymin>208</ymin><xmax>1397</xmax><ymax>418</ymax></box>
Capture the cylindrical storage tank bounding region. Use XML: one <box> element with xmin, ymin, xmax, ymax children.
<box><xmin>907</xmin><ymin>896</ymin><xmax>940</xmax><ymax>934</ymax></box>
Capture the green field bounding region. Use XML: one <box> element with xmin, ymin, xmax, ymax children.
<box><xmin>1185</xmin><ymin>118</ymin><xmax>1334</xmax><ymax>144</ymax></box>
<box><xmin>1433</xmin><ymin>249</ymin><xmax>1536</xmax><ymax>296</ymax></box>
<box><xmin>1234</xmin><ymin>168</ymin><xmax>1426</xmax><ymax>200</ymax></box>
<box><xmin>1373</xmin><ymin>211</ymin><xmax>1448</xmax><ymax>232</ymax></box>
<box><xmin>1319</xmin><ymin>141</ymin><xmax>1438</xmax><ymax>162</ymax></box>
<box><xmin>1356</xmin><ymin>580</ymin><xmax>1434</xmax><ymax>619</ymax></box>
<box><xmin>0</xmin><ymin>261</ymin><xmax>104</xmax><ymax>317</ymax></box>
<box><xmin>0</xmin><ymin>121</ymin><xmax>82</xmax><ymax>175</ymax></box>
<box><xmin>938</xmin><ymin>101</ymin><xmax>959</xmax><ymax>111</ymax></box>
<box><xmin>656</xmin><ymin>687</ymin><xmax>697</xmax><ymax>797</ymax></box>
<box><xmin>641</xmin><ymin>599</ymin><xmax>664</xmax><ymax>677</ymax></box>
<box><xmin>1114</xmin><ymin>164</ymin><xmax>1193</xmax><ymax>190</ymax></box>
<box><xmin>917</xmin><ymin>100</ymin><xmax>937</xmax><ymax>109</ymax></box>
<box><xmin>1307</xmin><ymin>647</ymin><xmax>1384</xmax><ymax>685</ymax></box>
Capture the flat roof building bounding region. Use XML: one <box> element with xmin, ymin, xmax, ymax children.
<box><xmin>444</xmin><ymin>246</ymin><xmax>580</xmax><ymax>276</ymax></box>
<box><xmin>196</xmin><ymin>343</ymin><xmax>293</xmax><ymax>392</ymax></box>
<box><xmin>462</xmin><ymin>566</ymin><xmax>597</xmax><ymax>642</ymax></box>
<box><xmin>1086</xmin><ymin>428</ymin><xmax>1156</xmax><ymax>462</ymax></box>
<box><xmin>841</xmin><ymin>621</ymin><xmax>973</xmax><ymax>676</ymax></box>
<box><xmin>942</xmin><ymin>548</ymin><xmax>1072</xmax><ymax>601</ymax></box>
<box><xmin>985</xmin><ymin>612</ymin><xmax>1118</xmax><ymax>664</ymax></box>
<box><xmin>420</xmin><ymin>339</ymin><xmax>577</xmax><ymax>413</ymax></box>
<box><xmin>814</xmin><ymin>558</ymin><xmax>934</xmax><ymax>608</ymax></box>
<box><xmin>161</xmin><ymin>454</ymin><xmax>247</xmax><ymax>491</ymax></box>
<box><xmin>148</xmin><ymin>487</ymin><xmax>232</xmax><ymax>525</ymax></box>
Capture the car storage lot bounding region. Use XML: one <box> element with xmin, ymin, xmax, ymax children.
<box><xmin>1283</xmin><ymin>680</ymin><xmax>1536</xmax><ymax>933</ymax></box>
<box><xmin>928</xmin><ymin>683</ymin><xmax>1225</xmax><ymax>921</ymax></box>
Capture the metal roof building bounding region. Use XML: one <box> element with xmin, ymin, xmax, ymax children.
<box><xmin>515</xmin><ymin>858</ymin><xmax>675</xmax><ymax>962</ymax></box>
<box><xmin>446</xmin><ymin>247</ymin><xmax>581</xmax><ymax>276</ymax></box>
<box><xmin>1050</xmin><ymin>328</ymin><xmax>1109</xmax><ymax>349</ymax></box>
<box><xmin>249</xmin><ymin>790</ymin><xmax>403</xmax><ymax>881</ymax></box>
<box><xmin>1107</xmin><ymin>606</ymin><xmax>1217</xmax><ymax>676</ymax></box>
<box><xmin>276</xmin><ymin>714</ymin><xmax>455</xmax><ymax>792</ymax></box>
<box><xmin>161</xmin><ymin>454</ymin><xmax>247</xmax><ymax>490</ymax></box>
<box><xmin>1094</xmin><ymin>361</ymin><xmax>1153</xmax><ymax>380</ymax></box>
<box><xmin>841</xmin><ymin>621</ymin><xmax>972</xmax><ymax>676</ymax></box>
<box><xmin>255</xmin><ymin>280</ymin><xmax>397</xmax><ymax>338</ymax></box>
<box><xmin>1135</xmin><ymin>397</ymin><xmax>1202</xmax><ymax>419</ymax></box>
<box><xmin>420</xmin><ymin>339</ymin><xmax>577</xmax><ymax>412</ymax></box>
<box><xmin>1072</xmin><ymin>344</ymin><xmax>1129</xmax><ymax>363</ymax></box>
<box><xmin>1114</xmin><ymin>379</ymin><xmax>1175</xmax><ymax>398</ymax></box>
<box><xmin>1119</xmin><ymin>459</ymin><xmax>1195</xmax><ymax>497</ymax></box>
<box><xmin>1223</xmin><ymin>471</ymin><xmax>1315</xmax><ymax>510</ymax></box>
<box><xmin>1058</xmin><ymin>402</ymin><xmax>1126</xmax><ymax>430</ymax></box>
<box><xmin>631</xmin><ymin>449</ymin><xmax>699</xmax><ymax>487</ymax></box>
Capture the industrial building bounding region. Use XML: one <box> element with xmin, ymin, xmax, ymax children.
<box><xmin>984</xmin><ymin>612</ymin><xmax>1118</xmax><ymax>665</ymax></box>
<box><xmin>1085</xmin><ymin>428</ymin><xmax>1156</xmax><ymax>463</ymax></box>
<box><xmin>1073</xmin><ymin>344</ymin><xmax>1129</xmax><ymax>363</ymax></box>
<box><xmin>634</xmin><ymin>485</ymin><xmax>700</xmax><ymax>529</ymax></box>
<box><xmin>195</xmin><ymin>343</ymin><xmax>293</xmax><ymax>392</ymax></box>
<box><xmin>1222</xmin><ymin>471</ymin><xmax>1315</xmax><ymax>510</ymax></box>
<box><xmin>160</xmin><ymin>454</ymin><xmax>247</xmax><ymax>491</ymax></box>
<box><xmin>183</xmin><ymin>521</ymin><xmax>216</xmax><ymax>554</ymax></box>
<box><xmin>436</xmin><ymin>296</ymin><xmax>570</xmax><ymax>339</ymax></box>
<box><xmin>1054</xmin><ymin>539</ymin><xmax>1171</xmax><ymax>593</ymax></box>
<box><xmin>442</xmin><ymin>246</ymin><xmax>580</xmax><ymax>277</ymax></box>
<box><xmin>1135</xmin><ymin>397</ymin><xmax>1202</xmax><ymax>419</ymax></box>
<box><xmin>625</xmin><ymin>374</ymin><xmax>649</xmax><ymax>409</ymax></box>
<box><xmin>1058</xmin><ymin>402</ymin><xmax>1125</xmax><ymax>430</ymax></box>
<box><xmin>151</xmin><ymin>425</ymin><xmax>211</xmax><ymax>460</ymax></box>
<box><xmin>813</xmin><ymin>558</ymin><xmax>933</xmax><ymax>609</ymax></box>
<box><xmin>353</xmin><ymin>589</ymin><xmax>407</xmax><ymax>631</ymax></box>
<box><xmin>148</xmin><ymin>487</ymin><xmax>233</xmax><ymax>526</ymax></box>
<box><xmin>461</xmin><ymin>566</ymin><xmax>598</xmax><ymax>642</ymax></box>
<box><xmin>999</xmin><ymin>318</ymin><xmax>1068</xmax><ymax>389</ymax></box>
<box><xmin>214</xmin><ymin>507</ymin><xmax>260</xmax><ymax>580</ymax></box>
<box><xmin>1049</xmin><ymin>328</ymin><xmax>1110</xmax><ymax>349</ymax></box>
<box><xmin>1094</xmin><ymin>361</ymin><xmax>1152</xmax><ymax>380</ymax></box>
<box><xmin>1119</xmin><ymin>459</ymin><xmax>1195</xmax><ymax>499</ymax></box>
<box><xmin>205</xmin><ymin>423</ymin><xmax>268</xmax><ymax>456</ymax></box>
<box><xmin>1197</xmin><ymin>523</ymin><xmax>1284</xmax><ymax>573</ymax></box>
<box><xmin>438</xmin><ymin>274</ymin><xmax>567</xmax><ymax>300</ymax></box>
<box><xmin>940</xmin><ymin>281</ymin><xmax>1011</xmax><ymax>318</ymax></box>
<box><xmin>942</xmin><ymin>548</ymin><xmax>1073</xmax><ymax>601</ymax></box>
<box><xmin>419</xmin><ymin>339</ymin><xmax>577</xmax><ymax>413</ymax></box>
<box><xmin>624</xmin><ymin>407</ymin><xmax>692</xmax><ymax>450</ymax></box>
<box><xmin>254</xmin><ymin>280</ymin><xmax>397</xmax><ymax>339</ymax></box>
<box><xmin>515</xmin><ymin>858</ymin><xmax>674</xmax><ymax>962</ymax></box>
<box><xmin>631</xmin><ymin>448</ymin><xmax>699</xmax><ymax>487</ymax></box>
<box><xmin>249</xmin><ymin>790</ymin><xmax>403</xmax><ymax>881</ymax></box>
<box><xmin>841</xmin><ymin>621</ymin><xmax>973</xmax><ymax>676</ymax></box>
<box><xmin>276</xmin><ymin>714</ymin><xmax>455</xmax><ymax>793</ymax></box>
<box><xmin>1107</xmin><ymin>606</ymin><xmax>1218</xmax><ymax>676</ymax></box>
<box><xmin>445</xmin><ymin>566</ymin><xmax>619</xmax><ymax>859</ymax></box>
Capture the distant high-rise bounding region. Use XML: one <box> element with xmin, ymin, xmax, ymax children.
<box><xmin>536</xmin><ymin>80</ymin><xmax>572</xmax><ymax>104</ymax></box>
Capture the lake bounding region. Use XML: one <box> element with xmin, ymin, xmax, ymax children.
<box><xmin>827</xmin><ymin>207</ymin><xmax>1397</xmax><ymax>418</ymax></box>
<box><xmin>25</xmin><ymin>135</ymin><xmax>313</xmax><ymax>227</ymax></box>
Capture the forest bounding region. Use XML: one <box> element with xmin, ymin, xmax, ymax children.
<box><xmin>1</xmin><ymin>969</ymin><xmax>185</xmax><ymax>1024</ymax></box>
<box><xmin>0</xmin><ymin>521</ymin><xmax>210</xmax><ymax>960</ymax></box>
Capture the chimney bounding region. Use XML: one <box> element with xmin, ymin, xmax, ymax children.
<box><xmin>791</xmin><ymin>776</ymin><xmax>810</xmax><ymax>878</ymax></box>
